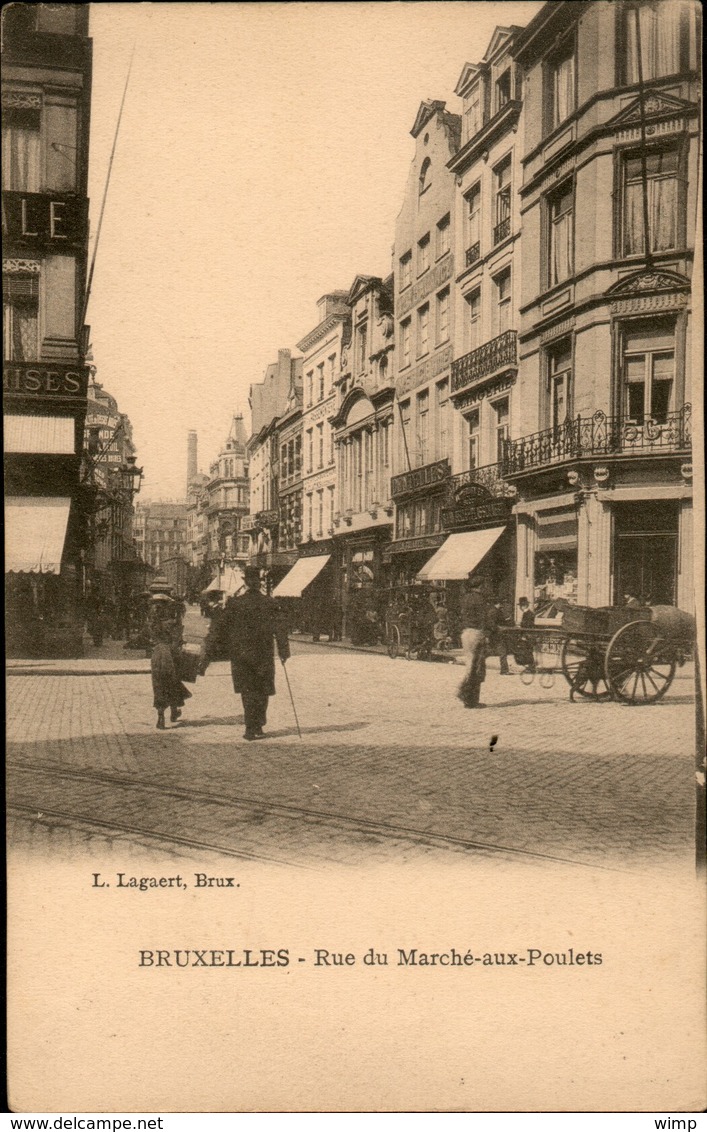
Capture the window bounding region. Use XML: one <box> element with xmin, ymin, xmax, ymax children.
<box><xmin>399</xmin><ymin>400</ymin><xmax>411</xmax><ymax>469</ymax></box>
<box><xmin>306</xmin><ymin>428</ymin><xmax>313</xmax><ymax>472</ymax></box>
<box><xmin>436</xmin><ymin>214</ymin><xmax>450</xmax><ymax>259</ymax></box>
<box><xmin>328</xmin><ymin>486</ymin><xmax>335</xmax><ymax>532</ymax></box>
<box><xmin>623</xmin><ymin>2</ymin><xmax>682</xmax><ymax>83</ymax></box>
<box><xmin>493</xmin><ymin>157</ymin><xmax>512</xmax><ymax>244</ymax></box>
<box><xmin>436</xmin><ymin>288</ymin><xmax>450</xmax><ymax>344</ymax></box>
<box><xmin>305</xmin><ymin>493</ymin><xmax>313</xmax><ymax>539</ymax></box>
<box><xmin>549</xmin><ymin>180</ymin><xmax>574</xmax><ymax>285</ymax></box>
<box><xmin>622</xmin><ymin>149</ymin><xmax>679</xmax><ymax>256</ymax></box>
<box><xmin>357</xmin><ymin>322</ymin><xmax>367</xmax><ymax>374</ymax></box>
<box><xmin>382</xmin><ymin>421</ymin><xmax>390</xmax><ymax>468</ymax></box>
<box><xmin>418</xmin><ymin>233</ymin><xmax>431</xmax><ymax>275</ymax></box>
<box><xmin>416</xmin><ymin>390</ymin><xmax>429</xmax><ymax>466</ymax></box>
<box><xmin>417</xmin><ymin>303</ymin><xmax>430</xmax><ymax>357</ymax></box>
<box><xmin>622</xmin><ymin>321</ymin><xmax>675</xmax><ymax>425</ymax></box>
<box><xmin>378</xmin><ymin>354</ymin><xmax>389</xmax><ymax>388</ymax></box>
<box><xmin>294</xmin><ymin>434</ymin><xmax>302</xmax><ymax>475</ymax></box>
<box><xmin>3</xmin><ymin>275</ymin><xmax>39</xmax><ymax>362</ymax></box>
<box><xmin>495</xmin><ymin>68</ymin><xmax>512</xmax><ymax>113</ymax></box>
<box><xmin>464</xmin><ymin>83</ymin><xmax>482</xmax><ymax>141</ymax></box>
<box><xmin>493</xmin><ymin>398</ymin><xmax>509</xmax><ymax>463</ymax></box>
<box><xmin>419</xmin><ymin>157</ymin><xmax>431</xmax><ymax>195</ymax></box>
<box><xmin>400</xmin><ymin>250</ymin><xmax>412</xmax><ymax>290</ymax></box>
<box><xmin>1</xmin><ymin>108</ymin><xmax>41</xmax><ymax>192</ymax></box>
<box><xmin>317</xmin><ymin>363</ymin><xmax>325</xmax><ymax>400</ymax></box>
<box><xmin>400</xmin><ymin>318</ymin><xmax>412</xmax><ymax>368</ymax></box>
<box><xmin>466</xmin><ymin>288</ymin><xmax>481</xmax><ymax>351</ymax></box>
<box><xmin>466</xmin><ymin>409</ymin><xmax>480</xmax><ymax>469</ymax></box>
<box><xmin>317</xmin><ymin>489</ymin><xmax>324</xmax><ymax>536</ymax></box>
<box><xmin>493</xmin><ymin>269</ymin><xmax>511</xmax><ymax>335</ymax></box>
<box><xmin>465</xmin><ymin>183</ymin><xmax>481</xmax><ymax>265</ymax></box>
<box><xmin>328</xmin><ymin>354</ymin><xmax>336</xmax><ymax>387</ymax></box>
<box><xmin>547</xmin><ymin>339</ymin><xmax>573</xmax><ymax>429</ymax></box>
<box><xmin>436</xmin><ymin>379</ymin><xmax>449</xmax><ymax>459</ymax></box>
<box><xmin>549</xmin><ymin>39</ymin><xmax>576</xmax><ymax>129</ymax></box>
<box><xmin>317</xmin><ymin>423</ymin><xmax>324</xmax><ymax>468</ymax></box>
<box><xmin>306</xmin><ymin>371</ymin><xmax>314</xmax><ymax>406</ymax></box>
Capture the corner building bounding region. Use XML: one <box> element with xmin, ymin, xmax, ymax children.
<box><xmin>3</xmin><ymin>3</ymin><xmax>93</xmax><ymax>656</ymax></box>
<box><xmin>506</xmin><ymin>0</ymin><xmax>699</xmax><ymax>611</ymax></box>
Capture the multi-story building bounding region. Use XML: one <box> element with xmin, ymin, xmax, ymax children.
<box><xmin>3</xmin><ymin>3</ymin><xmax>93</xmax><ymax>656</ymax></box>
<box><xmin>271</xmin><ymin>294</ymin><xmax>350</xmax><ymax>610</ymax></box>
<box><xmin>330</xmin><ymin>273</ymin><xmax>395</xmax><ymax>622</ymax></box>
<box><xmin>202</xmin><ymin>413</ymin><xmax>250</xmax><ymax>574</ymax></box>
<box><xmin>424</xmin><ymin>25</ymin><xmax>526</xmax><ymax>603</ymax></box>
<box><xmin>243</xmin><ymin>348</ymin><xmax>302</xmax><ymax>588</ymax></box>
<box><xmin>134</xmin><ymin>501</ymin><xmax>188</xmax><ymax>572</ymax></box>
<box><xmin>389</xmin><ymin>100</ymin><xmax>460</xmax><ymax>588</ymax></box>
<box><xmin>504</xmin><ymin>0</ymin><xmax>699</xmax><ymax>611</ymax></box>
<box><xmin>82</xmin><ymin>372</ymin><xmax>143</xmax><ymax>610</ymax></box>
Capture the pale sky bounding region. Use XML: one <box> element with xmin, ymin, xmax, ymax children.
<box><xmin>86</xmin><ymin>1</ymin><xmax>543</xmax><ymax>500</ymax></box>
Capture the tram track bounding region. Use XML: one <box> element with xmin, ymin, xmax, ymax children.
<box><xmin>7</xmin><ymin>758</ymin><xmax>624</xmax><ymax>871</ymax></box>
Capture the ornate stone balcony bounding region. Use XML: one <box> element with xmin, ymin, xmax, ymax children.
<box><xmin>502</xmin><ymin>406</ymin><xmax>692</xmax><ymax>476</ymax></box>
<box><xmin>451</xmin><ymin>330</ymin><xmax>517</xmax><ymax>395</ymax></box>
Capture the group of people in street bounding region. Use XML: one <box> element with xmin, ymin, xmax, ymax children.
<box><xmin>457</xmin><ymin>580</ymin><xmax>537</xmax><ymax>708</ymax></box>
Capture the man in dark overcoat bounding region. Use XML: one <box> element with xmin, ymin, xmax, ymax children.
<box><xmin>203</xmin><ymin>566</ymin><xmax>290</xmax><ymax>740</ymax></box>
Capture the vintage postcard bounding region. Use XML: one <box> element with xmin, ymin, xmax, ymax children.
<box><xmin>4</xmin><ymin>0</ymin><xmax>705</xmax><ymax>1115</ymax></box>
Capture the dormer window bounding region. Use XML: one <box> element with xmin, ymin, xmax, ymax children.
<box><xmin>464</xmin><ymin>83</ymin><xmax>482</xmax><ymax>141</ymax></box>
<box><xmin>495</xmin><ymin>68</ymin><xmax>512</xmax><ymax>114</ymax></box>
<box><xmin>419</xmin><ymin>157</ymin><xmax>432</xmax><ymax>195</ymax></box>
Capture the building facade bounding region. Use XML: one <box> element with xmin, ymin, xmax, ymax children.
<box><xmin>134</xmin><ymin>501</ymin><xmax>188</xmax><ymax>572</ymax></box>
<box><xmin>330</xmin><ymin>274</ymin><xmax>395</xmax><ymax>628</ymax></box>
<box><xmin>3</xmin><ymin>2</ymin><xmax>93</xmax><ymax>656</ymax></box>
<box><xmin>202</xmin><ymin>413</ymin><xmax>250</xmax><ymax>574</ymax></box>
<box><xmin>505</xmin><ymin>0</ymin><xmax>699</xmax><ymax>611</ymax></box>
<box><xmin>389</xmin><ymin>100</ymin><xmax>460</xmax><ymax>589</ymax></box>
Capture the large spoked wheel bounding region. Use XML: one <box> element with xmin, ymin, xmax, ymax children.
<box><xmin>560</xmin><ymin>636</ymin><xmax>612</xmax><ymax>701</ymax></box>
<box><xmin>605</xmin><ymin>621</ymin><xmax>676</xmax><ymax>704</ymax></box>
<box><xmin>387</xmin><ymin>623</ymin><xmax>401</xmax><ymax>659</ymax></box>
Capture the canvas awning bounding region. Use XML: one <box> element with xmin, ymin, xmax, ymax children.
<box><xmin>416</xmin><ymin>527</ymin><xmax>506</xmax><ymax>582</ymax></box>
<box><xmin>204</xmin><ymin>566</ymin><xmax>243</xmax><ymax>595</ymax></box>
<box><xmin>272</xmin><ymin>554</ymin><xmax>330</xmax><ymax>598</ymax></box>
<box><xmin>5</xmin><ymin>496</ymin><xmax>71</xmax><ymax>574</ymax></box>
<box><xmin>4</xmin><ymin>414</ymin><xmax>75</xmax><ymax>454</ymax></box>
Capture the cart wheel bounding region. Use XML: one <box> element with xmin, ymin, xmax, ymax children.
<box><xmin>560</xmin><ymin>636</ymin><xmax>611</xmax><ymax>700</ymax></box>
<box><xmin>539</xmin><ymin>671</ymin><xmax>555</xmax><ymax>690</ymax></box>
<box><xmin>605</xmin><ymin>621</ymin><xmax>676</xmax><ymax>704</ymax></box>
<box><xmin>387</xmin><ymin>624</ymin><xmax>401</xmax><ymax>659</ymax></box>
<box><xmin>520</xmin><ymin>667</ymin><xmax>535</xmax><ymax>686</ymax></box>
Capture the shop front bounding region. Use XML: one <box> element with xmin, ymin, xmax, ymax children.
<box><xmin>272</xmin><ymin>539</ymin><xmax>338</xmax><ymax>638</ymax></box>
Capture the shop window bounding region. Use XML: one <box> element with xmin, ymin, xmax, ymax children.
<box><xmin>351</xmin><ymin>549</ymin><xmax>375</xmax><ymax>588</ymax></box>
<box><xmin>622</xmin><ymin>321</ymin><xmax>675</xmax><ymax>425</ymax></box>
<box><xmin>534</xmin><ymin>551</ymin><xmax>578</xmax><ymax>605</ymax></box>
<box><xmin>1</xmin><ymin>108</ymin><xmax>41</xmax><ymax>192</ymax></box>
<box><xmin>622</xmin><ymin>149</ymin><xmax>679</xmax><ymax>257</ymax></box>
<box><xmin>548</xmin><ymin>180</ymin><xmax>574</xmax><ymax>286</ymax></box>
<box><xmin>621</xmin><ymin>1</ymin><xmax>683</xmax><ymax>83</ymax></box>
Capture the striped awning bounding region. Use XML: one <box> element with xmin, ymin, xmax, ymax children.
<box><xmin>536</xmin><ymin>509</ymin><xmax>578</xmax><ymax>550</ymax></box>
<box><xmin>272</xmin><ymin>554</ymin><xmax>330</xmax><ymax>597</ymax></box>
<box><xmin>416</xmin><ymin>527</ymin><xmax>506</xmax><ymax>581</ymax></box>
<box><xmin>3</xmin><ymin>414</ymin><xmax>75</xmax><ymax>454</ymax></box>
<box><xmin>5</xmin><ymin>496</ymin><xmax>71</xmax><ymax>574</ymax></box>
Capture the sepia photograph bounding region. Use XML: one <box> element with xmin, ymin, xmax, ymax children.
<box><xmin>3</xmin><ymin>0</ymin><xmax>705</xmax><ymax>1116</ymax></box>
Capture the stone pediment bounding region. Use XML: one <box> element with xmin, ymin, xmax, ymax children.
<box><xmin>411</xmin><ymin>100</ymin><xmax>446</xmax><ymax>138</ymax></box>
<box><xmin>347</xmin><ymin>274</ymin><xmax>380</xmax><ymax>305</ymax></box>
<box><xmin>483</xmin><ymin>26</ymin><xmax>519</xmax><ymax>62</ymax></box>
<box><xmin>609</xmin><ymin>90</ymin><xmax>695</xmax><ymax>128</ymax></box>
<box><xmin>606</xmin><ymin>269</ymin><xmax>691</xmax><ymax>297</ymax></box>
<box><xmin>454</xmin><ymin>62</ymin><xmax>482</xmax><ymax>97</ymax></box>
<box><xmin>331</xmin><ymin>387</ymin><xmax>372</xmax><ymax>431</ymax></box>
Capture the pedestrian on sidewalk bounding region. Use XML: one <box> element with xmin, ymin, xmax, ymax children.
<box><xmin>151</xmin><ymin>622</ymin><xmax>191</xmax><ymax>729</ymax></box>
<box><xmin>457</xmin><ymin>575</ymin><xmax>488</xmax><ymax>709</ymax></box>
<box><xmin>201</xmin><ymin>565</ymin><xmax>290</xmax><ymax>741</ymax></box>
<box><xmin>486</xmin><ymin>598</ymin><xmax>512</xmax><ymax>675</ymax></box>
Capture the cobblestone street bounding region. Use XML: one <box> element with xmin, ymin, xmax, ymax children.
<box><xmin>6</xmin><ymin>619</ymin><xmax>698</xmax><ymax>871</ymax></box>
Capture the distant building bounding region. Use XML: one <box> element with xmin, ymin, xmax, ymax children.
<box><xmin>134</xmin><ymin>501</ymin><xmax>188</xmax><ymax>571</ymax></box>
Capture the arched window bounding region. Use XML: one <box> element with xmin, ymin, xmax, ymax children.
<box><xmin>419</xmin><ymin>157</ymin><xmax>431</xmax><ymax>195</ymax></box>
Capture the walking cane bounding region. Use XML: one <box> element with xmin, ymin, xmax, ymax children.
<box><xmin>281</xmin><ymin>659</ymin><xmax>302</xmax><ymax>739</ymax></box>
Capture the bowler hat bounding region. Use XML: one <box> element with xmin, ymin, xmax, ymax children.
<box><xmin>243</xmin><ymin>566</ymin><xmax>261</xmax><ymax>587</ymax></box>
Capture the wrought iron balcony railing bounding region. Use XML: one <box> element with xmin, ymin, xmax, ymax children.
<box><xmin>493</xmin><ymin>216</ymin><xmax>511</xmax><ymax>245</ymax></box>
<box><xmin>465</xmin><ymin>241</ymin><xmax>480</xmax><ymax>268</ymax></box>
<box><xmin>451</xmin><ymin>330</ymin><xmax>517</xmax><ymax>394</ymax></box>
<box><xmin>502</xmin><ymin>406</ymin><xmax>692</xmax><ymax>475</ymax></box>
<box><xmin>445</xmin><ymin>463</ymin><xmax>516</xmax><ymax>500</ymax></box>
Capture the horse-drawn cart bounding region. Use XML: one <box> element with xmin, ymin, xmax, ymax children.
<box><xmin>502</xmin><ymin>603</ymin><xmax>694</xmax><ymax>704</ymax></box>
